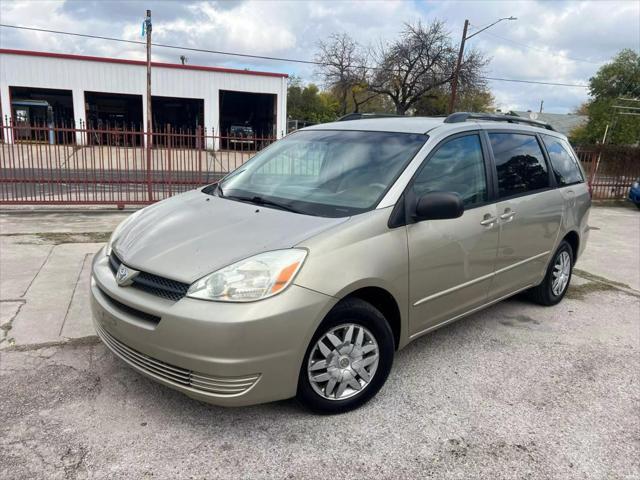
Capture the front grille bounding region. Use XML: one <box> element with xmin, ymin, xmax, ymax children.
<box><xmin>131</xmin><ymin>271</ymin><xmax>190</xmax><ymax>301</ymax></box>
<box><xmin>95</xmin><ymin>322</ymin><xmax>260</xmax><ymax>396</ymax></box>
<box><xmin>98</xmin><ymin>286</ymin><xmax>161</xmax><ymax>324</ymax></box>
<box><xmin>110</xmin><ymin>252</ymin><xmax>190</xmax><ymax>301</ymax></box>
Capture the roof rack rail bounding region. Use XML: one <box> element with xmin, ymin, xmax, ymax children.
<box><xmin>444</xmin><ymin>112</ymin><xmax>555</xmax><ymax>131</ymax></box>
<box><xmin>337</xmin><ymin>112</ymin><xmax>404</xmax><ymax>122</ymax></box>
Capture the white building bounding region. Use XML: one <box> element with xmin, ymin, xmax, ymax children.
<box><xmin>0</xmin><ymin>48</ymin><xmax>288</xmax><ymax>146</ymax></box>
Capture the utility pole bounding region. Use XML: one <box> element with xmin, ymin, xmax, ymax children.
<box><xmin>144</xmin><ymin>9</ymin><xmax>153</xmax><ymax>201</ymax></box>
<box><xmin>145</xmin><ymin>10</ymin><xmax>152</xmax><ymax>144</ymax></box>
<box><xmin>539</xmin><ymin>99</ymin><xmax>544</xmax><ymax>113</ymax></box>
<box><xmin>448</xmin><ymin>16</ymin><xmax>517</xmax><ymax>114</ymax></box>
<box><xmin>448</xmin><ymin>19</ymin><xmax>468</xmax><ymax>115</ymax></box>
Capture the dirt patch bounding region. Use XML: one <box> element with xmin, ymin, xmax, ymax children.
<box><xmin>574</xmin><ymin>269</ymin><xmax>633</xmax><ymax>290</ymax></box>
<box><xmin>565</xmin><ymin>281</ymin><xmax>618</xmax><ymax>300</ymax></box>
<box><xmin>500</xmin><ymin>314</ymin><xmax>540</xmax><ymax>327</ymax></box>
<box><xmin>4</xmin><ymin>232</ymin><xmax>110</xmax><ymax>245</ymax></box>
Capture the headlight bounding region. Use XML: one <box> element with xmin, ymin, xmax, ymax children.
<box><xmin>106</xmin><ymin>209</ymin><xmax>144</xmax><ymax>256</ymax></box>
<box><xmin>187</xmin><ymin>249</ymin><xmax>307</xmax><ymax>302</ymax></box>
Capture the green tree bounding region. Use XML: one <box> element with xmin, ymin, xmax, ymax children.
<box><xmin>570</xmin><ymin>49</ymin><xmax>640</xmax><ymax>145</ymax></box>
<box><xmin>287</xmin><ymin>76</ymin><xmax>339</xmax><ymax>124</ymax></box>
<box><xmin>413</xmin><ymin>88</ymin><xmax>494</xmax><ymax>116</ymax></box>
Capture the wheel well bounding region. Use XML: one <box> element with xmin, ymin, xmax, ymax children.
<box><xmin>344</xmin><ymin>287</ymin><xmax>401</xmax><ymax>350</ymax></box>
<box><xmin>563</xmin><ymin>231</ymin><xmax>580</xmax><ymax>258</ymax></box>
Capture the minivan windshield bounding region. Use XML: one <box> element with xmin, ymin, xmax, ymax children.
<box><xmin>214</xmin><ymin>129</ymin><xmax>427</xmax><ymax>217</ymax></box>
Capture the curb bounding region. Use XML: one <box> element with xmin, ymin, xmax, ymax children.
<box><xmin>1</xmin><ymin>209</ymin><xmax>139</xmax><ymax>215</ymax></box>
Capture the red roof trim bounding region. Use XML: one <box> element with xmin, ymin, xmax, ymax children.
<box><xmin>0</xmin><ymin>48</ymin><xmax>289</xmax><ymax>78</ymax></box>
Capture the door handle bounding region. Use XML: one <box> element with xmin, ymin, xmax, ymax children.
<box><xmin>480</xmin><ymin>215</ymin><xmax>497</xmax><ymax>226</ymax></box>
<box><xmin>500</xmin><ymin>210</ymin><xmax>516</xmax><ymax>221</ymax></box>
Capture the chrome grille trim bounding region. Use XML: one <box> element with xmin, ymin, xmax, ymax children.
<box><xmin>96</xmin><ymin>322</ymin><xmax>260</xmax><ymax>396</ymax></box>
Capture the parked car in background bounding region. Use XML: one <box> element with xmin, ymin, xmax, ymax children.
<box><xmin>91</xmin><ymin>113</ymin><xmax>591</xmax><ymax>414</ymax></box>
<box><xmin>229</xmin><ymin>124</ymin><xmax>255</xmax><ymax>149</ymax></box>
<box><xmin>628</xmin><ymin>179</ymin><xmax>640</xmax><ymax>209</ymax></box>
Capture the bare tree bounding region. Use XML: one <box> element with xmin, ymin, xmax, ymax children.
<box><xmin>347</xmin><ymin>60</ymin><xmax>381</xmax><ymax>113</ymax></box>
<box><xmin>315</xmin><ymin>33</ymin><xmax>369</xmax><ymax>115</ymax></box>
<box><xmin>370</xmin><ymin>21</ymin><xmax>488</xmax><ymax>115</ymax></box>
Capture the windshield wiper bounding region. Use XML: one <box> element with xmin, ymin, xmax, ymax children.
<box><xmin>226</xmin><ymin>195</ymin><xmax>303</xmax><ymax>214</ymax></box>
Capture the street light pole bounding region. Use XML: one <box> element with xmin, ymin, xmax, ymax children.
<box><xmin>448</xmin><ymin>16</ymin><xmax>517</xmax><ymax>114</ymax></box>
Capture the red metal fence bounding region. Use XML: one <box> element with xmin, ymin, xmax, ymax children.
<box><xmin>1</xmin><ymin>122</ymin><xmax>638</xmax><ymax>206</ymax></box>
<box><xmin>576</xmin><ymin>145</ymin><xmax>640</xmax><ymax>200</ymax></box>
<box><xmin>0</xmin><ymin>122</ymin><xmax>276</xmax><ymax>207</ymax></box>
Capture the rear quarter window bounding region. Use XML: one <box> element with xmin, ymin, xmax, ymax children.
<box><xmin>542</xmin><ymin>135</ymin><xmax>584</xmax><ymax>186</ymax></box>
<box><xmin>488</xmin><ymin>133</ymin><xmax>550</xmax><ymax>198</ymax></box>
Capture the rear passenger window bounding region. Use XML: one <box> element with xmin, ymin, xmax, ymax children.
<box><xmin>489</xmin><ymin>133</ymin><xmax>549</xmax><ymax>198</ymax></box>
<box><xmin>542</xmin><ymin>135</ymin><xmax>584</xmax><ymax>186</ymax></box>
<box><xmin>412</xmin><ymin>134</ymin><xmax>487</xmax><ymax>208</ymax></box>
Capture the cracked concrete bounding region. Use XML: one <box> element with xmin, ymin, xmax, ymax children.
<box><xmin>0</xmin><ymin>300</ymin><xmax>25</xmax><ymax>347</ymax></box>
<box><xmin>0</xmin><ymin>206</ymin><xmax>638</xmax><ymax>479</ymax></box>
<box><xmin>3</xmin><ymin>242</ymin><xmax>103</xmax><ymax>346</ymax></box>
<box><xmin>0</xmin><ymin>212</ymin><xmax>125</xmax><ymax>350</ymax></box>
<box><xmin>0</xmin><ymin>286</ymin><xmax>638</xmax><ymax>479</ymax></box>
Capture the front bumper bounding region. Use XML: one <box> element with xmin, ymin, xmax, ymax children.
<box><xmin>90</xmin><ymin>248</ymin><xmax>337</xmax><ymax>406</ymax></box>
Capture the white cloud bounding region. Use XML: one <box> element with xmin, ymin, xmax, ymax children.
<box><xmin>426</xmin><ymin>0</ymin><xmax>639</xmax><ymax>111</ymax></box>
<box><xmin>0</xmin><ymin>0</ymin><xmax>637</xmax><ymax>113</ymax></box>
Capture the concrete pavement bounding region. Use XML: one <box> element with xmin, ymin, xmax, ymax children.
<box><xmin>0</xmin><ymin>212</ymin><xmax>126</xmax><ymax>349</ymax></box>
<box><xmin>0</xmin><ymin>205</ymin><xmax>638</xmax><ymax>479</ymax></box>
<box><xmin>577</xmin><ymin>204</ymin><xmax>640</xmax><ymax>291</ymax></box>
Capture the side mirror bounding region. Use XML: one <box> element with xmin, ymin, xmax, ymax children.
<box><xmin>412</xmin><ymin>192</ymin><xmax>464</xmax><ymax>221</ymax></box>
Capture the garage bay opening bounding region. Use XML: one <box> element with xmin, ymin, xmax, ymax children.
<box><xmin>9</xmin><ymin>86</ymin><xmax>75</xmax><ymax>144</ymax></box>
<box><xmin>85</xmin><ymin>91</ymin><xmax>143</xmax><ymax>147</ymax></box>
<box><xmin>219</xmin><ymin>90</ymin><xmax>276</xmax><ymax>150</ymax></box>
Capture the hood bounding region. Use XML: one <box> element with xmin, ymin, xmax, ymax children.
<box><xmin>114</xmin><ymin>190</ymin><xmax>348</xmax><ymax>283</ymax></box>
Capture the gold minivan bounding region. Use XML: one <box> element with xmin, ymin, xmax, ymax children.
<box><xmin>91</xmin><ymin>113</ymin><xmax>591</xmax><ymax>413</ymax></box>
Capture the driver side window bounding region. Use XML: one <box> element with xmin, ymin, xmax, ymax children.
<box><xmin>412</xmin><ymin>134</ymin><xmax>487</xmax><ymax>208</ymax></box>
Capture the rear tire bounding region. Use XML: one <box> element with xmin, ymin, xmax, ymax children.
<box><xmin>297</xmin><ymin>298</ymin><xmax>394</xmax><ymax>414</ymax></box>
<box><xmin>528</xmin><ymin>240</ymin><xmax>574</xmax><ymax>306</ymax></box>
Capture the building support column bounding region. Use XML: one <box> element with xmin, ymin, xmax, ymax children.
<box><xmin>71</xmin><ymin>88</ymin><xmax>86</xmax><ymax>145</ymax></box>
<box><xmin>279</xmin><ymin>76</ymin><xmax>287</xmax><ymax>138</ymax></box>
<box><xmin>0</xmin><ymin>84</ymin><xmax>13</xmax><ymax>143</ymax></box>
<box><xmin>205</xmin><ymin>91</ymin><xmax>218</xmax><ymax>150</ymax></box>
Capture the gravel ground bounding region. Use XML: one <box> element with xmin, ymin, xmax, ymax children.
<box><xmin>1</xmin><ymin>284</ymin><xmax>638</xmax><ymax>480</ymax></box>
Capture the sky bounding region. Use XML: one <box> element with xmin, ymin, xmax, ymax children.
<box><xmin>1</xmin><ymin>0</ymin><xmax>638</xmax><ymax>114</ymax></box>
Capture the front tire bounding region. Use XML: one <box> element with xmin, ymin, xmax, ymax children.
<box><xmin>528</xmin><ymin>240</ymin><xmax>574</xmax><ymax>306</ymax></box>
<box><xmin>297</xmin><ymin>298</ymin><xmax>394</xmax><ymax>414</ymax></box>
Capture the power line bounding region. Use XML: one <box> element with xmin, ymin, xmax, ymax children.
<box><xmin>485</xmin><ymin>76</ymin><xmax>587</xmax><ymax>87</ymax></box>
<box><xmin>0</xmin><ymin>23</ymin><xmax>323</xmax><ymax>66</ymax></box>
<box><xmin>0</xmin><ymin>23</ymin><xmax>589</xmax><ymax>88</ymax></box>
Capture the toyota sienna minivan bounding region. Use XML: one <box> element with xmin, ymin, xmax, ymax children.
<box><xmin>91</xmin><ymin>113</ymin><xmax>590</xmax><ymax>413</ymax></box>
